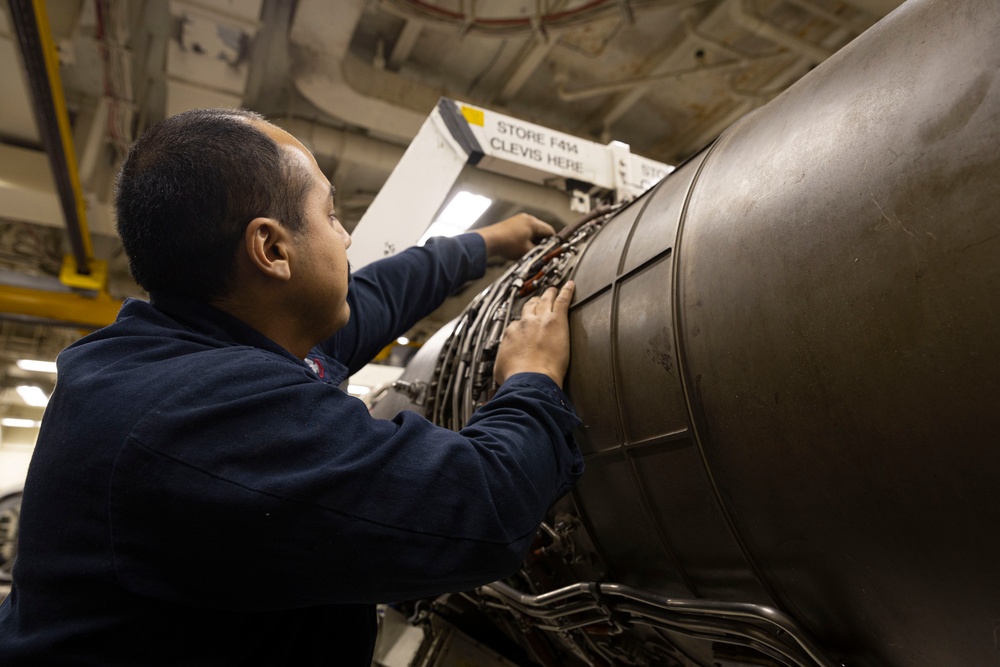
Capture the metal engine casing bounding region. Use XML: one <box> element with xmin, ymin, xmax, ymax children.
<box><xmin>373</xmin><ymin>0</ymin><xmax>1000</xmax><ymax>664</ymax></box>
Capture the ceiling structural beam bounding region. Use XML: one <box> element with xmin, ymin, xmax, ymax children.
<box><xmin>557</xmin><ymin>51</ymin><xmax>788</xmax><ymax>101</ymax></box>
<box><xmin>728</xmin><ymin>0</ymin><xmax>834</xmax><ymax>64</ymax></box>
<box><xmin>681</xmin><ymin>7</ymin><xmax>758</xmax><ymax>61</ymax></box>
<box><xmin>7</xmin><ymin>0</ymin><xmax>102</xmax><ymax>289</ymax></box>
<box><xmin>0</xmin><ymin>144</ymin><xmax>116</xmax><ymax>237</ymax></box>
<box><xmin>388</xmin><ymin>19</ymin><xmax>422</xmax><ymax>70</ymax></box>
<box><xmin>490</xmin><ymin>0</ymin><xmax>572</xmax><ymax>105</ymax></box>
<box><xmin>599</xmin><ymin>0</ymin><xmax>833</xmax><ymax>135</ymax></box>
<box><xmin>676</xmin><ymin>18</ymin><xmax>852</xmax><ymax>156</ymax></box>
<box><xmin>291</xmin><ymin>0</ymin><xmax>426</xmax><ymax>143</ymax></box>
<box><xmin>781</xmin><ymin>0</ymin><xmax>874</xmax><ymax>35</ymax></box>
<box><xmin>0</xmin><ymin>286</ymin><xmax>122</xmax><ymax>330</ymax></box>
<box><xmin>75</xmin><ymin>98</ymin><xmax>110</xmax><ymax>191</ymax></box>
<box><xmin>677</xmin><ymin>58</ymin><xmax>810</xmax><ymax>156</ymax></box>
<box><xmin>492</xmin><ymin>36</ymin><xmax>559</xmax><ymax>105</ymax></box>
<box><xmin>597</xmin><ymin>0</ymin><xmax>737</xmax><ymax>131</ymax></box>
<box><xmin>615</xmin><ymin>0</ymin><xmax>635</xmax><ymax>24</ymax></box>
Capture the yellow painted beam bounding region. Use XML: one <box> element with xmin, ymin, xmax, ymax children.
<box><xmin>10</xmin><ymin>0</ymin><xmax>99</xmax><ymax>282</ymax></box>
<box><xmin>31</xmin><ymin>0</ymin><xmax>94</xmax><ymax>262</ymax></box>
<box><xmin>59</xmin><ymin>256</ymin><xmax>108</xmax><ymax>291</ymax></box>
<box><xmin>0</xmin><ymin>286</ymin><xmax>122</xmax><ymax>329</ymax></box>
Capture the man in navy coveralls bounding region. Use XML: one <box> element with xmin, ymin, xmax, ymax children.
<box><xmin>0</xmin><ymin>108</ymin><xmax>583</xmax><ymax>665</ymax></box>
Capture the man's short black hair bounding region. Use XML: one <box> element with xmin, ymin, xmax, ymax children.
<box><xmin>114</xmin><ymin>108</ymin><xmax>311</xmax><ymax>300</ymax></box>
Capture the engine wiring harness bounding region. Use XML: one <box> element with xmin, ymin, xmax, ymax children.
<box><xmin>396</xmin><ymin>202</ymin><xmax>844</xmax><ymax>667</ymax></box>
<box><xmin>425</xmin><ymin>204</ymin><xmax>618</xmax><ymax>431</ymax></box>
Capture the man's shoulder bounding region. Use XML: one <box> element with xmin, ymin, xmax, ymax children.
<box><xmin>60</xmin><ymin>303</ymin><xmax>306</xmax><ymax>397</ymax></box>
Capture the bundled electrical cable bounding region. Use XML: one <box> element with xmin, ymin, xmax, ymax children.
<box><xmin>427</xmin><ymin>204</ymin><xmax>619</xmax><ymax>431</ymax></box>
<box><xmin>95</xmin><ymin>0</ymin><xmax>134</xmax><ymax>154</ymax></box>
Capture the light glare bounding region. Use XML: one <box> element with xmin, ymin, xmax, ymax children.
<box><xmin>17</xmin><ymin>359</ymin><xmax>57</xmax><ymax>373</ymax></box>
<box><xmin>16</xmin><ymin>385</ymin><xmax>49</xmax><ymax>407</ymax></box>
<box><xmin>1</xmin><ymin>418</ymin><xmax>41</xmax><ymax>428</ymax></box>
<box><xmin>418</xmin><ymin>191</ymin><xmax>493</xmax><ymax>245</ymax></box>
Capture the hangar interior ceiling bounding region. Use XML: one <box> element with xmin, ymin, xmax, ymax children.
<box><xmin>0</xmin><ymin>0</ymin><xmax>903</xmax><ymax>448</ymax></box>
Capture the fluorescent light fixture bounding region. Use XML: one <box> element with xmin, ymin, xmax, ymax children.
<box><xmin>347</xmin><ymin>384</ymin><xmax>371</xmax><ymax>396</ymax></box>
<box><xmin>16</xmin><ymin>385</ymin><xmax>49</xmax><ymax>407</ymax></box>
<box><xmin>1</xmin><ymin>418</ymin><xmax>41</xmax><ymax>428</ymax></box>
<box><xmin>396</xmin><ymin>337</ymin><xmax>410</xmax><ymax>346</ymax></box>
<box><xmin>17</xmin><ymin>359</ymin><xmax>57</xmax><ymax>373</ymax></box>
<box><xmin>418</xmin><ymin>191</ymin><xmax>493</xmax><ymax>246</ymax></box>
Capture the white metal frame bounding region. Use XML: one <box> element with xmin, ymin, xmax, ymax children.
<box><xmin>347</xmin><ymin>98</ymin><xmax>672</xmax><ymax>269</ymax></box>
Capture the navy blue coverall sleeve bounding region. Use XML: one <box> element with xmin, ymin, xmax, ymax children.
<box><xmin>98</xmin><ymin>232</ymin><xmax>583</xmax><ymax>609</ymax></box>
<box><xmin>321</xmin><ymin>233</ymin><xmax>488</xmax><ymax>374</ymax></box>
<box><xmin>0</xmin><ymin>224</ymin><xmax>581</xmax><ymax>667</ymax></box>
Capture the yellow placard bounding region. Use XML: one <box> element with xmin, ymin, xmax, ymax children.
<box><xmin>461</xmin><ymin>106</ymin><xmax>485</xmax><ymax>127</ymax></box>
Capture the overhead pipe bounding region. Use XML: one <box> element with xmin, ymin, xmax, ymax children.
<box><xmin>675</xmin><ymin>1</ymin><xmax>856</xmax><ymax>157</ymax></box>
<box><xmin>557</xmin><ymin>52</ymin><xmax>788</xmax><ymax>102</ymax></box>
<box><xmin>599</xmin><ymin>0</ymin><xmax>742</xmax><ymax>130</ymax></box>
<box><xmin>728</xmin><ymin>0</ymin><xmax>835</xmax><ymax>64</ymax></box>
<box><xmin>668</xmin><ymin>60</ymin><xmax>811</xmax><ymax>155</ymax></box>
<box><xmin>600</xmin><ymin>0</ymin><xmax>834</xmax><ymax>131</ymax></box>
<box><xmin>781</xmin><ymin>0</ymin><xmax>874</xmax><ymax>33</ymax></box>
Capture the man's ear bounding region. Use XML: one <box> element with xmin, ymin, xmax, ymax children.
<box><xmin>243</xmin><ymin>217</ymin><xmax>293</xmax><ymax>281</ymax></box>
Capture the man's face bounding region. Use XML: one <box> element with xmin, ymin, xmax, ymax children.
<box><xmin>258</xmin><ymin>122</ymin><xmax>353</xmax><ymax>340</ymax></box>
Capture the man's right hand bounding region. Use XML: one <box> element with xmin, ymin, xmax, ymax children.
<box><xmin>493</xmin><ymin>281</ymin><xmax>575</xmax><ymax>389</ymax></box>
<box><xmin>475</xmin><ymin>213</ymin><xmax>555</xmax><ymax>261</ymax></box>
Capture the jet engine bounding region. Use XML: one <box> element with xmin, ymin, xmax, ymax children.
<box><xmin>372</xmin><ymin>0</ymin><xmax>1000</xmax><ymax>664</ymax></box>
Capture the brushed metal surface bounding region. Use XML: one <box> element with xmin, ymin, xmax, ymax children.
<box><xmin>374</xmin><ymin>0</ymin><xmax>1000</xmax><ymax>663</ymax></box>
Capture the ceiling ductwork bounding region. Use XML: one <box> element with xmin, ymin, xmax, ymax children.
<box><xmin>288</xmin><ymin>0</ymin><xmax>428</xmax><ymax>143</ymax></box>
